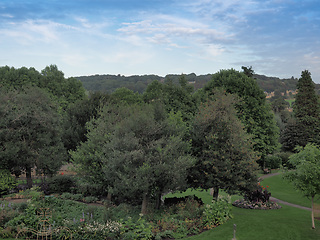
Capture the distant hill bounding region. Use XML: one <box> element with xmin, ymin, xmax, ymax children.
<box><xmin>76</xmin><ymin>72</ymin><xmax>320</xmax><ymax>94</ymax></box>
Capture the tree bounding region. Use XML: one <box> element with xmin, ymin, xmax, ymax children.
<box><xmin>293</xmin><ymin>70</ymin><xmax>320</xmax><ymax>146</ymax></box>
<box><xmin>241</xmin><ymin>66</ymin><xmax>254</xmax><ymax>78</ymax></box>
<box><xmin>189</xmin><ymin>90</ymin><xmax>259</xmax><ymax>200</ymax></box>
<box><xmin>62</xmin><ymin>92</ymin><xmax>111</xmax><ymax>151</ymax></box>
<box><xmin>110</xmin><ymin>87</ymin><xmax>143</xmax><ymax>105</ymax></box>
<box><xmin>0</xmin><ymin>87</ymin><xmax>66</xmax><ymax>187</ymax></box>
<box><xmin>200</xmin><ymin>69</ymin><xmax>280</xmax><ymax>165</ymax></box>
<box><xmin>0</xmin><ymin>65</ymin><xmax>86</xmax><ymax>110</ymax></box>
<box><xmin>71</xmin><ymin>103</ymin><xmax>194</xmax><ymax>214</ymax></box>
<box><xmin>284</xmin><ymin>143</ymin><xmax>320</xmax><ymax>229</ymax></box>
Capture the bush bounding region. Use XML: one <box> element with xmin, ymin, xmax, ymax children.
<box><xmin>75</xmin><ymin>180</ymin><xmax>106</xmax><ymax>197</ymax></box>
<box><xmin>0</xmin><ymin>169</ymin><xmax>17</xmax><ymax>196</ymax></box>
<box><xmin>245</xmin><ymin>184</ymin><xmax>271</xmax><ymax>203</ymax></box>
<box><xmin>264</xmin><ymin>154</ymin><xmax>282</xmax><ymax>169</ymax></box>
<box><xmin>47</xmin><ymin>175</ymin><xmax>76</xmax><ymax>194</ymax></box>
<box><xmin>83</xmin><ymin>196</ymin><xmax>98</xmax><ymax>203</ymax></box>
<box><xmin>121</xmin><ymin>215</ymin><xmax>153</xmax><ymax>240</ymax></box>
<box><xmin>277</xmin><ymin>151</ymin><xmax>294</xmax><ymax>169</ymax></box>
<box><xmin>202</xmin><ymin>196</ymin><xmax>233</xmax><ymax>230</ymax></box>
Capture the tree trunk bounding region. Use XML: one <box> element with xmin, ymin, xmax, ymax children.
<box><xmin>155</xmin><ymin>191</ymin><xmax>162</xmax><ymax>209</ymax></box>
<box><xmin>141</xmin><ymin>193</ymin><xmax>148</xmax><ymax>215</ymax></box>
<box><xmin>107</xmin><ymin>192</ymin><xmax>112</xmax><ymax>202</ymax></box>
<box><xmin>312</xmin><ymin>195</ymin><xmax>315</xmax><ymax>229</ymax></box>
<box><xmin>26</xmin><ymin>166</ymin><xmax>33</xmax><ymax>188</ymax></box>
<box><xmin>213</xmin><ymin>187</ymin><xmax>219</xmax><ymax>201</ymax></box>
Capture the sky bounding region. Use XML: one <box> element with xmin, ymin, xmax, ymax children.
<box><xmin>1</xmin><ymin>0</ymin><xmax>320</xmax><ymax>82</ymax></box>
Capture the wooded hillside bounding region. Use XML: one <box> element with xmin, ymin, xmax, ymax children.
<box><xmin>76</xmin><ymin>72</ymin><xmax>320</xmax><ymax>94</ymax></box>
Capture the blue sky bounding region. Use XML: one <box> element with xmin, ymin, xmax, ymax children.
<box><xmin>1</xmin><ymin>0</ymin><xmax>320</xmax><ymax>83</ymax></box>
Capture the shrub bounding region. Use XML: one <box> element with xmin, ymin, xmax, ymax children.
<box><xmin>264</xmin><ymin>154</ymin><xmax>282</xmax><ymax>169</ymax></box>
<box><xmin>47</xmin><ymin>175</ymin><xmax>76</xmax><ymax>194</ymax></box>
<box><xmin>83</xmin><ymin>196</ymin><xmax>98</xmax><ymax>203</ymax></box>
<box><xmin>245</xmin><ymin>184</ymin><xmax>271</xmax><ymax>203</ymax></box>
<box><xmin>278</xmin><ymin>151</ymin><xmax>294</xmax><ymax>169</ymax></box>
<box><xmin>202</xmin><ymin>196</ymin><xmax>233</xmax><ymax>230</ymax></box>
<box><xmin>121</xmin><ymin>215</ymin><xmax>153</xmax><ymax>240</ymax></box>
<box><xmin>74</xmin><ymin>179</ymin><xmax>106</xmax><ymax>197</ymax></box>
<box><xmin>0</xmin><ymin>169</ymin><xmax>17</xmax><ymax>196</ymax></box>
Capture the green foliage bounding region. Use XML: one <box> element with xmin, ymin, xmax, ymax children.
<box><xmin>143</xmin><ymin>77</ymin><xmax>197</xmax><ymax>126</ymax></box>
<box><xmin>284</xmin><ymin>144</ymin><xmax>320</xmax><ymax>199</ymax></box>
<box><xmin>0</xmin><ymin>169</ymin><xmax>17</xmax><ymax>196</ymax></box>
<box><xmin>47</xmin><ymin>175</ymin><xmax>76</xmax><ymax>194</ymax></box>
<box><xmin>71</xmin><ymin>103</ymin><xmax>194</xmax><ymax>211</ymax></box>
<box><xmin>62</xmin><ymin>92</ymin><xmax>110</xmax><ymax>151</ymax></box>
<box><xmin>264</xmin><ymin>154</ymin><xmax>282</xmax><ymax>169</ymax></box>
<box><xmin>111</xmin><ymin>87</ymin><xmax>143</xmax><ymax>105</ymax></box>
<box><xmin>190</xmin><ymin>90</ymin><xmax>259</xmax><ymax>196</ymax></box>
<box><xmin>0</xmin><ymin>87</ymin><xmax>66</xmax><ymax>186</ymax></box>
<box><xmin>121</xmin><ymin>216</ymin><xmax>153</xmax><ymax>240</ymax></box>
<box><xmin>202</xmin><ymin>197</ymin><xmax>233</xmax><ymax>229</ymax></box>
<box><xmin>200</xmin><ymin>69</ymin><xmax>280</xmax><ymax>159</ymax></box>
<box><xmin>5</xmin><ymin>203</ymin><xmax>39</xmax><ymax>230</ymax></box>
<box><xmin>0</xmin><ymin>65</ymin><xmax>86</xmax><ymax>109</ymax></box>
<box><xmin>293</xmin><ymin>70</ymin><xmax>320</xmax><ymax>147</ymax></box>
<box><xmin>284</xmin><ymin>143</ymin><xmax>320</xmax><ymax>228</ymax></box>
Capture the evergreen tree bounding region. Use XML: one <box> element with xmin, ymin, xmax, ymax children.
<box><xmin>293</xmin><ymin>70</ymin><xmax>320</xmax><ymax>146</ymax></box>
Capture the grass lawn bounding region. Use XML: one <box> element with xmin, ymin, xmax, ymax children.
<box><xmin>185</xmin><ymin>205</ymin><xmax>320</xmax><ymax>240</ymax></box>
<box><xmin>167</xmin><ymin>174</ymin><xmax>320</xmax><ymax>240</ymax></box>
<box><xmin>261</xmin><ymin>173</ymin><xmax>320</xmax><ymax>208</ymax></box>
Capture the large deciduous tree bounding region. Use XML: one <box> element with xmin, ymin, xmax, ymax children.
<box><xmin>200</xmin><ymin>69</ymin><xmax>280</xmax><ymax>165</ymax></box>
<box><xmin>189</xmin><ymin>90</ymin><xmax>259</xmax><ymax>200</ymax></box>
<box><xmin>284</xmin><ymin>144</ymin><xmax>320</xmax><ymax>229</ymax></box>
<box><xmin>71</xmin><ymin>103</ymin><xmax>194</xmax><ymax>214</ymax></box>
<box><xmin>143</xmin><ymin>75</ymin><xmax>197</xmax><ymax>125</ymax></box>
<box><xmin>0</xmin><ymin>87</ymin><xmax>66</xmax><ymax>187</ymax></box>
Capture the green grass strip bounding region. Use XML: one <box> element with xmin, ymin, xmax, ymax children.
<box><xmin>261</xmin><ymin>173</ymin><xmax>320</xmax><ymax>208</ymax></box>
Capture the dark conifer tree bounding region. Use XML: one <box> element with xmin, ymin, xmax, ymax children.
<box><xmin>293</xmin><ymin>70</ymin><xmax>320</xmax><ymax>146</ymax></box>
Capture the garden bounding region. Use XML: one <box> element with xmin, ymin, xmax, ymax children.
<box><xmin>1</xmin><ymin>169</ymin><xmax>320</xmax><ymax>240</ymax></box>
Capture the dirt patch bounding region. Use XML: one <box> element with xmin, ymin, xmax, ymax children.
<box><xmin>2</xmin><ymin>198</ymin><xmax>28</xmax><ymax>204</ymax></box>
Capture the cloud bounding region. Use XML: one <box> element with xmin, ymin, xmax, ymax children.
<box><xmin>1</xmin><ymin>19</ymin><xmax>77</xmax><ymax>45</ymax></box>
<box><xmin>118</xmin><ymin>14</ymin><xmax>232</xmax><ymax>49</ymax></box>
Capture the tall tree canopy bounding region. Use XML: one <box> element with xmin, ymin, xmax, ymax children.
<box><xmin>189</xmin><ymin>90</ymin><xmax>259</xmax><ymax>199</ymax></box>
<box><xmin>293</xmin><ymin>70</ymin><xmax>320</xmax><ymax>146</ymax></box>
<box><xmin>199</xmin><ymin>69</ymin><xmax>280</xmax><ymax>164</ymax></box>
<box><xmin>0</xmin><ymin>87</ymin><xmax>67</xmax><ymax>187</ymax></box>
<box><xmin>0</xmin><ymin>65</ymin><xmax>86</xmax><ymax>110</ymax></box>
<box><xmin>143</xmin><ymin>75</ymin><xmax>197</xmax><ymax>125</ymax></box>
<box><xmin>71</xmin><ymin>103</ymin><xmax>194</xmax><ymax>214</ymax></box>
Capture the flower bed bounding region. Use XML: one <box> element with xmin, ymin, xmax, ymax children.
<box><xmin>232</xmin><ymin>199</ymin><xmax>281</xmax><ymax>210</ymax></box>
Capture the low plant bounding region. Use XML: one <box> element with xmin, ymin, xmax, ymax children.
<box><xmin>232</xmin><ymin>199</ymin><xmax>281</xmax><ymax>210</ymax></box>
<box><xmin>202</xmin><ymin>196</ymin><xmax>233</xmax><ymax>230</ymax></box>
<box><xmin>0</xmin><ymin>169</ymin><xmax>17</xmax><ymax>197</ymax></box>
<box><xmin>83</xmin><ymin>196</ymin><xmax>99</xmax><ymax>203</ymax></box>
<box><xmin>121</xmin><ymin>215</ymin><xmax>153</xmax><ymax>240</ymax></box>
<box><xmin>245</xmin><ymin>184</ymin><xmax>271</xmax><ymax>203</ymax></box>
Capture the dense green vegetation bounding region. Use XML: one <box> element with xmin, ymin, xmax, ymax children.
<box><xmin>76</xmin><ymin>71</ymin><xmax>320</xmax><ymax>95</ymax></box>
<box><xmin>1</xmin><ymin>65</ymin><xmax>320</xmax><ymax>239</ymax></box>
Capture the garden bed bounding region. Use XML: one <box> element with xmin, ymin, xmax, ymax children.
<box><xmin>232</xmin><ymin>199</ymin><xmax>281</xmax><ymax>210</ymax></box>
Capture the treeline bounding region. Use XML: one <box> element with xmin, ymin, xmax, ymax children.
<box><xmin>76</xmin><ymin>71</ymin><xmax>320</xmax><ymax>94</ymax></box>
<box><xmin>1</xmin><ymin>65</ymin><xmax>320</xmax><ymax>214</ymax></box>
